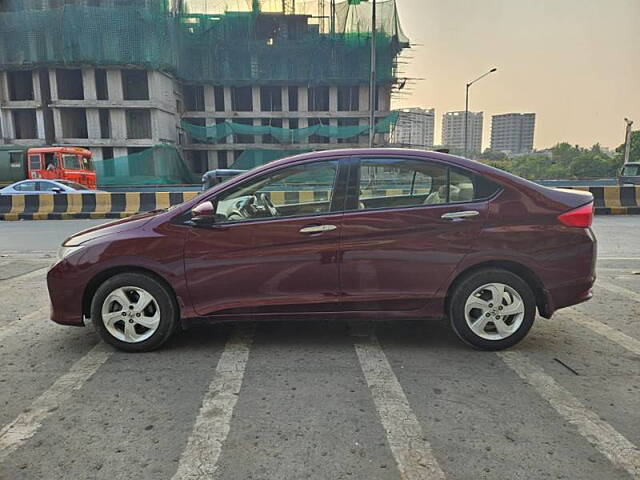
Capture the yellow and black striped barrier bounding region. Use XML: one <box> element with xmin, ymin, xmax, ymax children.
<box><xmin>1</xmin><ymin>186</ymin><xmax>639</xmax><ymax>220</ymax></box>
<box><xmin>0</xmin><ymin>192</ymin><xmax>199</xmax><ymax>221</ymax></box>
<box><xmin>566</xmin><ymin>186</ymin><xmax>640</xmax><ymax>215</ymax></box>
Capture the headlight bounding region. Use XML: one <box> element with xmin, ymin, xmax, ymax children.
<box><xmin>57</xmin><ymin>245</ymin><xmax>84</xmax><ymax>261</ymax></box>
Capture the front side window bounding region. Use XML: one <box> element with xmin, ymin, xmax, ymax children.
<box><xmin>356</xmin><ymin>157</ymin><xmax>501</xmax><ymax>211</ymax></box>
<box><xmin>62</xmin><ymin>154</ymin><xmax>82</xmax><ymax>169</ymax></box>
<box><xmin>622</xmin><ymin>165</ymin><xmax>639</xmax><ymax>176</ymax></box>
<box><xmin>214</xmin><ymin>160</ymin><xmax>339</xmax><ymax>223</ymax></box>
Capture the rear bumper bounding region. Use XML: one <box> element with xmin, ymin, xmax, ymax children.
<box><xmin>542</xmin><ymin>228</ymin><xmax>596</xmax><ymax>317</ymax></box>
<box><xmin>543</xmin><ymin>277</ymin><xmax>594</xmax><ymax>317</ymax></box>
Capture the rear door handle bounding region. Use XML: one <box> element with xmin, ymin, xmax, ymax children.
<box><xmin>441</xmin><ymin>210</ymin><xmax>480</xmax><ymax>220</ymax></box>
<box><xmin>299</xmin><ymin>224</ymin><xmax>337</xmax><ymax>234</ymax></box>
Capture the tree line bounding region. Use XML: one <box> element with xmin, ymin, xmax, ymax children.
<box><xmin>474</xmin><ymin>131</ymin><xmax>639</xmax><ymax>180</ymax></box>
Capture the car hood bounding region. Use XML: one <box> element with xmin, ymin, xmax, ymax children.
<box><xmin>63</xmin><ymin>210</ymin><xmax>162</xmax><ymax>246</ymax></box>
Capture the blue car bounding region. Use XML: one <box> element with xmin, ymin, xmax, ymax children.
<box><xmin>0</xmin><ymin>179</ymin><xmax>105</xmax><ymax>195</ymax></box>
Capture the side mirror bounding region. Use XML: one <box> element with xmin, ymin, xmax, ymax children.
<box><xmin>51</xmin><ymin>187</ymin><xmax>64</xmax><ymax>194</ymax></box>
<box><xmin>191</xmin><ymin>201</ymin><xmax>216</xmax><ymax>225</ymax></box>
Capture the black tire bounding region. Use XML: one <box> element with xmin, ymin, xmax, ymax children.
<box><xmin>449</xmin><ymin>268</ymin><xmax>536</xmax><ymax>350</ymax></box>
<box><xmin>91</xmin><ymin>272</ymin><xmax>178</xmax><ymax>352</ymax></box>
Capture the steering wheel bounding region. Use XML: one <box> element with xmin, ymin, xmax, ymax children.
<box><xmin>237</xmin><ymin>195</ymin><xmax>258</xmax><ymax>216</ymax></box>
<box><xmin>257</xmin><ymin>193</ymin><xmax>278</xmax><ymax>217</ymax></box>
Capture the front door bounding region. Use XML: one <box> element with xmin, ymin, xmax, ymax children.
<box><xmin>338</xmin><ymin>156</ymin><xmax>493</xmax><ymax>311</ymax></box>
<box><xmin>184</xmin><ymin>158</ymin><xmax>346</xmax><ymax>316</ymax></box>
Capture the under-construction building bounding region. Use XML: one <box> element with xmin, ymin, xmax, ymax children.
<box><xmin>0</xmin><ymin>0</ymin><xmax>408</xmax><ymax>185</ymax></box>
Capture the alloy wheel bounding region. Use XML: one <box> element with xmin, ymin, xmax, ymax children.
<box><xmin>464</xmin><ymin>282</ymin><xmax>525</xmax><ymax>341</ymax></box>
<box><xmin>101</xmin><ymin>286</ymin><xmax>161</xmax><ymax>343</ymax></box>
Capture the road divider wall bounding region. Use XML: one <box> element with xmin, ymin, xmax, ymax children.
<box><xmin>1</xmin><ymin>186</ymin><xmax>639</xmax><ymax>220</ymax></box>
<box><xmin>566</xmin><ymin>186</ymin><xmax>640</xmax><ymax>215</ymax></box>
<box><xmin>0</xmin><ymin>192</ymin><xmax>199</xmax><ymax>221</ymax></box>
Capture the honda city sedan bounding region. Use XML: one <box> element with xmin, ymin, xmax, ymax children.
<box><xmin>48</xmin><ymin>149</ymin><xmax>597</xmax><ymax>352</ymax></box>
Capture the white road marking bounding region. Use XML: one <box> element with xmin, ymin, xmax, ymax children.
<box><xmin>597</xmin><ymin>280</ymin><xmax>640</xmax><ymax>304</ymax></box>
<box><xmin>498</xmin><ymin>351</ymin><xmax>640</xmax><ymax>478</ymax></box>
<box><xmin>0</xmin><ymin>343</ymin><xmax>111</xmax><ymax>461</ymax></box>
<box><xmin>172</xmin><ymin>324</ymin><xmax>255</xmax><ymax>480</ymax></box>
<box><xmin>0</xmin><ymin>266</ymin><xmax>49</xmax><ymax>283</ymax></box>
<box><xmin>565</xmin><ymin>309</ymin><xmax>640</xmax><ymax>356</ymax></box>
<box><xmin>0</xmin><ymin>306</ymin><xmax>50</xmax><ymax>345</ymax></box>
<box><xmin>352</xmin><ymin>326</ymin><xmax>446</xmax><ymax>480</ymax></box>
<box><xmin>599</xmin><ymin>257</ymin><xmax>640</xmax><ymax>261</ymax></box>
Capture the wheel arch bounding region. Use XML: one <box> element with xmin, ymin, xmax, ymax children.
<box><xmin>82</xmin><ymin>266</ymin><xmax>180</xmax><ymax>320</ymax></box>
<box><xmin>444</xmin><ymin>260</ymin><xmax>552</xmax><ymax>318</ymax></box>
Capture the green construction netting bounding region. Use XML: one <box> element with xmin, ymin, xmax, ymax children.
<box><xmin>232</xmin><ymin>149</ymin><xmax>309</xmax><ymax>169</ymax></box>
<box><xmin>0</xmin><ymin>1</ymin><xmax>407</xmax><ymax>85</ymax></box>
<box><xmin>182</xmin><ymin>111</ymin><xmax>399</xmax><ymax>143</ymax></box>
<box><xmin>94</xmin><ymin>144</ymin><xmax>199</xmax><ymax>186</ymax></box>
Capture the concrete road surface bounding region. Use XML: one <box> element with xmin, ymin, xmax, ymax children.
<box><xmin>0</xmin><ymin>216</ymin><xmax>639</xmax><ymax>479</ymax></box>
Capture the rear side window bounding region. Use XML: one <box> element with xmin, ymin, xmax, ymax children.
<box><xmin>39</xmin><ymin>181</ymin><xmax>60</xmax><ymax>191</ymax></box>
<box><xmin>622</xmin><ymin>165</ymin><xmax>639</xmax><ymax>176</ymax></box>
<box><xmin>356</xmin><ymin>158</ymin><xmax>501</xmax><ymax>211</ymax></box>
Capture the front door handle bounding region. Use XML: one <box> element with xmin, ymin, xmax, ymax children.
<box><xmin>299</xmin><ymin>224</ymin><xmax>337</xmax><ymax>234</ymax></box>
<box><xmin>441</xmin><ymin>210</ymin><xmax>480</xmax><ymax>220</ymax></box>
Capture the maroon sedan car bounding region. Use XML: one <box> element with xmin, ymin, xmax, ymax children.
<box><xmin>48</xmin><ymin>149</ymin><xmax>596</xmax><ymax>352</ymax></box>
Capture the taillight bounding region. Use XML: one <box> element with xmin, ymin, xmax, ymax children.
<box><xmin>558</xmin><ymin>202</ymin><xmax>593</xmax><ymax>228</ymax></box>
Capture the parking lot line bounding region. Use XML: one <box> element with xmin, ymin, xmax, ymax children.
<box><xmin>0</xmin><ymin>343</ymin><xmax>111</xmax><ymax>461</ymax></box>
<box><xmin>172</xmin><ymin>324</ymin><xmax>255</xmax><ymax>480</ymax></box>
<box><xmin>0</xmin><ymin>266</ymin><xmax>49</xmax><ymax>283</ymax></box>
<box><xmin>564</xmin><ymin>308</ymin><xmax>640</xmax><ymax>356</ymax></box>
<box><xmin>597</xmin><ymin>280</ymin><xmax>640</xmax><ymax>304</ymax></box>
<box><xmin>498</xmin><ymin>351</ymin><xmax>640</xmax><ymax>478</ymax></box>
<box><xmin>0</xmin><ymin>306</ymin><xmax>49</xmax><ymax>345</ymax></box>
<box><xmin>352</xmin><ymin>327</ymin><xmax>447</xmax><ymax>480</ymax></box>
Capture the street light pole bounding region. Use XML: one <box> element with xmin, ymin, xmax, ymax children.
<box><xmin>368</xmin><ymin>0</ymin><xmax>377</xmax><ymax>147</ymax></box>
<box><xmin>623</xmin><ymin>118</ymin><xmax>633</xmax><ymax>165</ymax></box>
<box><xmin>464</xmin><ymin>67</ymin><xmax>497</xmax><ymax>158</ymax></box>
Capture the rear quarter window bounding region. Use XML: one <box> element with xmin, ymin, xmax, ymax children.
<box><xmin>473</xmin><ymin>174</ymin><xmax>502</xmax><ymax>200</ymax></box>
<box><xmin>449</xmin><ymin>168</ymin><xmax>502</xmax><ymax>202</ymax></box>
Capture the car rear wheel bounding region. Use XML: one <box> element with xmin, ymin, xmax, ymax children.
<box><xmin>91</xmin><ymin>272</ymin><xmax>178</xmax><ymax>352</ymax></box>
<box><xmin>449</xmin><ymin>269</ymin><xmax>536</xmax><ymax>350</ymax></box>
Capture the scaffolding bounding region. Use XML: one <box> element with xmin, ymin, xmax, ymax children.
<box><xmin>0</xmin><ymin>0</ymin><xmax>407</xmax><ymax>85</ymax></box>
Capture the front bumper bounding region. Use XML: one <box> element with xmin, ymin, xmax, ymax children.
<box><xmin>47</xmin><ymin>260</ymin><xmax>87</xmax><ymax>327</ymax></box>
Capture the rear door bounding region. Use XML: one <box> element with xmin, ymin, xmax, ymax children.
<box><xmin>338</xmin><ymin>155</ymin><xmax>495</xmax><ymax>311</ymax></box>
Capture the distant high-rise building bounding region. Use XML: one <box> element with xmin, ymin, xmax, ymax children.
<box><xmin>442</xmin><ymin>111</ymin><xmax>483</xmax><ymax>154</ymax></box>
<box><xmin>393</xmin><ymin>107</ymin><xmax>435</xmax><ymax>147</ymax></box>
<box><xmin>490</xmin><ymin>113</ymin><xmax>536</xmax><ymax>154</ymax></box>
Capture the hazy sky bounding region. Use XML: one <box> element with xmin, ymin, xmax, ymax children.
<box><xmin>392</xmin><ymin>0</ymin><xmax>640</xmax><ymax>150</ymax></box>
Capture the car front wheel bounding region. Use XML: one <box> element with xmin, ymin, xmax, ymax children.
<box><xmin>449</xmin><ymin>269</ymin><xmax>536</xmax><ymax>350</ymax></box>
<box><xmin>91</xmin><ymin>272</ymin><xmax>178</xmax><ymax>352</ymax></box>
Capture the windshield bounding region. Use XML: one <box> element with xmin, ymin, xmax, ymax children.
<box><xmin>81</xmin><ymin>156</ymin><xmax>93</xmax><ymax>171</ymax></box>
<box><xmin>621</xmin><ymin>165</ymin><xmax>639</xmax><ymax>176</ymax></box>
<box><xmin>58</xmin><ymin>180</ymin><xmax>91</xmax><ymax>190</ymax></box>
<box><xmin>62</xmin><ymin>154</ymin><xmax>82</xmax><ymax>170</ymax></box>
